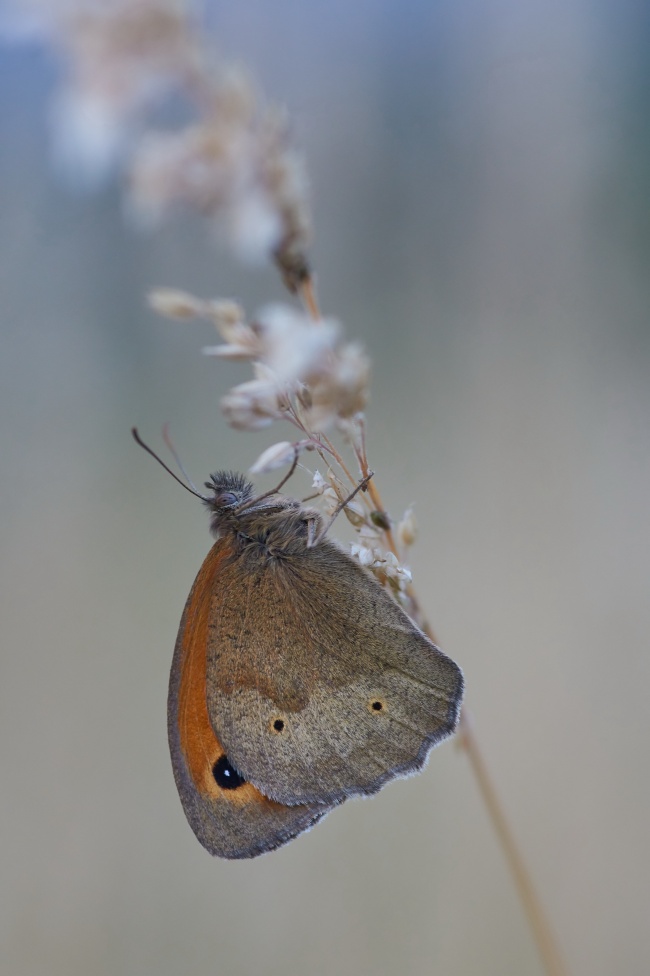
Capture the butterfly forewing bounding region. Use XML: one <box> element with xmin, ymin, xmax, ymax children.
<box><xmin>169</xmin><ymin>538</ymin><xmax>340</xmax><ymax>857</ymax></box>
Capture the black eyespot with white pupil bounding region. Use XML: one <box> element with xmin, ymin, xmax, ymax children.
<box><xmin>213</xmin><ymin>755</ymin><xmax>246</xmax><ymax>790</ymax></box>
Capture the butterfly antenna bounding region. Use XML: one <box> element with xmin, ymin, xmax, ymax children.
<box><xmin>131</xmin><ymin>428</ymin><xmax>208</xmax><ymax>501</ymax></box>
<box><xmin>162</xmin><ymin>423</ymin><xmax>203</xmax><ymax>495</ymax></box>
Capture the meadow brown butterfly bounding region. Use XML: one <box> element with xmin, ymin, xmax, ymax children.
<box><xmin>133</xmin><ymin>430</ymin><xmax>464</xmax><ymax>858</ymax></box>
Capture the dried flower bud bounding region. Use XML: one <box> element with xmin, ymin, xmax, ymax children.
<box><xmin>202</xmin><ymin>304</ymin><xmax>262</xmax><ymax>360</ymax></box>
<box><xmin>351</xmin><ymin>543</ymin><xmax>413</xmax><ymax>596</ymax></box>
<box><xmin>331</xmin><ymin>343</ymin><xmax>370</xmax><ymax>418</ymax></box>
<box><xmin>350</xmin><ymin>544</ymin><xmax>375</xmax><ymax>568</ymax></box>
<box><xmin>201</xmin><ymin>342</ymin><xmax>255</xmax><ymax>361</ymax></box>
<box><xmin>397</xmin><ymin>507</ymin><xmax>417</xmax><ymax>548</ymax></box>
<box><xmin>249</xmin><ymin>441</ymin><xmax>296</xmax><ymax>474</ymax></box>
<box><xmin>343</xmin><ymin>499</ymin><xmax>366</xmax><ymax>528</ymax></box>
<box><xmin>274</xmin><ymin>239</ymin><xmax>311</xmax><ymax>293</ymax></box>
<box><xmin>311</xmin><ymin>470</ymin><xmax>328</xmax><ymax>494</ymax></box>
<box><xmin>148</xmin><ymin>287</ymin><xmax>205</xmax><ymax>319</ymax></box>
<box><xmin>252</xmin><ymin>362</ymin><xmax>291</xmax><ymax>410</ymax></box>
<box><xmin>382</xmin><ymin>551</ymin><xmax>413</xmax><ymax>585</ymax></box>
<box><xmin>306</xmin><ymin>341</ymin><xmax>370</xmax><ymax>431</ymax></box>
<box><xmin>257</xmin><ymin>305</ymin><xmax>340</xmax><ymax>385</ymax></box>
<box><xmin>370</xmin><ymin>510</ymin><xmax>391</xmax><ymax>530</ymax></box>
<box><xmin>206</xmin><ymin>299</ymin><xmax>245</xmax><ymax>336</ymax></box>
<box><xmin>220</xmin><ymin>378</ymin><xmax>283</xmax><ymax>431</ymax></box>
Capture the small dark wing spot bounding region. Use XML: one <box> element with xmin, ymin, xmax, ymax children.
<box><xmin>368</xmin><ymin>698</ymin><xmax>386</xmax><ymax>713</ymax></box>
<box><xmin>272</xmin><ymin>718</ymin><xmax>285</xmax><ymax>733</ymax></box>
<box><xmin>213</xmin><ymin>755</ymin><xmax>246</xmax><ymax>790</ymax></box>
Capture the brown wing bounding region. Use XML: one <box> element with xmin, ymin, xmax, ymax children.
<box><xmin>205</xmin><ymin>538</ymin><xmax>464</xmax><ymax>806</ymax></box>
<box><xmin>168</xmin><ymin>539</ymin><xmax>339</xmax><ymax>858</ymax></box>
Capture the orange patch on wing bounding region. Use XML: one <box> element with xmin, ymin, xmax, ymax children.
<box><xmin>176</xmin><ymin>540</ymin><xmax>279</xmax><ymax>808</ymax></box>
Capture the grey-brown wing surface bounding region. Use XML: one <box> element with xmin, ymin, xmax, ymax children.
<box><xmin>205</xmin><ymin>538</ymin><xmax>463</xmax><ymax>806</ymax></box>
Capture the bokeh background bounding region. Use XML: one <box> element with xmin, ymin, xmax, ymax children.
<box><xmin>1</xmin><ymin>2</ymin><xmax>649</xmax><ymax>974</ymax></box>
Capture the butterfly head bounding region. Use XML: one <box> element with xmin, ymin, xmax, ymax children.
<box><xmin>203</xmin><ymin>471</ymin><xmax>255</xmax><ymax>515</ymax></box>
<box><xmin>202</xmin><ymin>470</ymin><xmax>302</xmax><ymax>541</ymax></box>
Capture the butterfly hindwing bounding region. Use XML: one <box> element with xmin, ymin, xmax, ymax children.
<box><xmin>205</xmin><ymin>538</ymin><xmax>464</xmax><ymax>806</ymax></box>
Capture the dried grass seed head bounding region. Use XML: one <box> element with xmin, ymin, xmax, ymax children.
<box><xmin>46</xmin><ymin>0</ymin><xmax>198</xmax><ymax>182</ymax></box>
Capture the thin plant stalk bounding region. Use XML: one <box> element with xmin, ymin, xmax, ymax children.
<box><xmin>298</xmin><ymin>276</ymin><xmax>568</xmax><ymax>976</ymax></box>
<box><xmin>458</xmin><ymin>711</ymin><xmax>568</xmax><ymax>976</ymax></box>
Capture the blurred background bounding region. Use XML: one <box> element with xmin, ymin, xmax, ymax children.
<box><xmin>1</xmin><ymin>1</ymin><xmax>649</xmax><ymax>974</ymax></box>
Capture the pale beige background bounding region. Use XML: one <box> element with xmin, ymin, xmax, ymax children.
<box><xmin>1</xmin><ymin>2</ymin><xmax>649</xmax><ymax>975</ymax></box>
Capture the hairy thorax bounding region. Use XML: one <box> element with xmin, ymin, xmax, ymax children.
<box><xmin>226</xmin><ymin>506</ymin><xmax>324</xmax><ymax>564</ymax></box>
